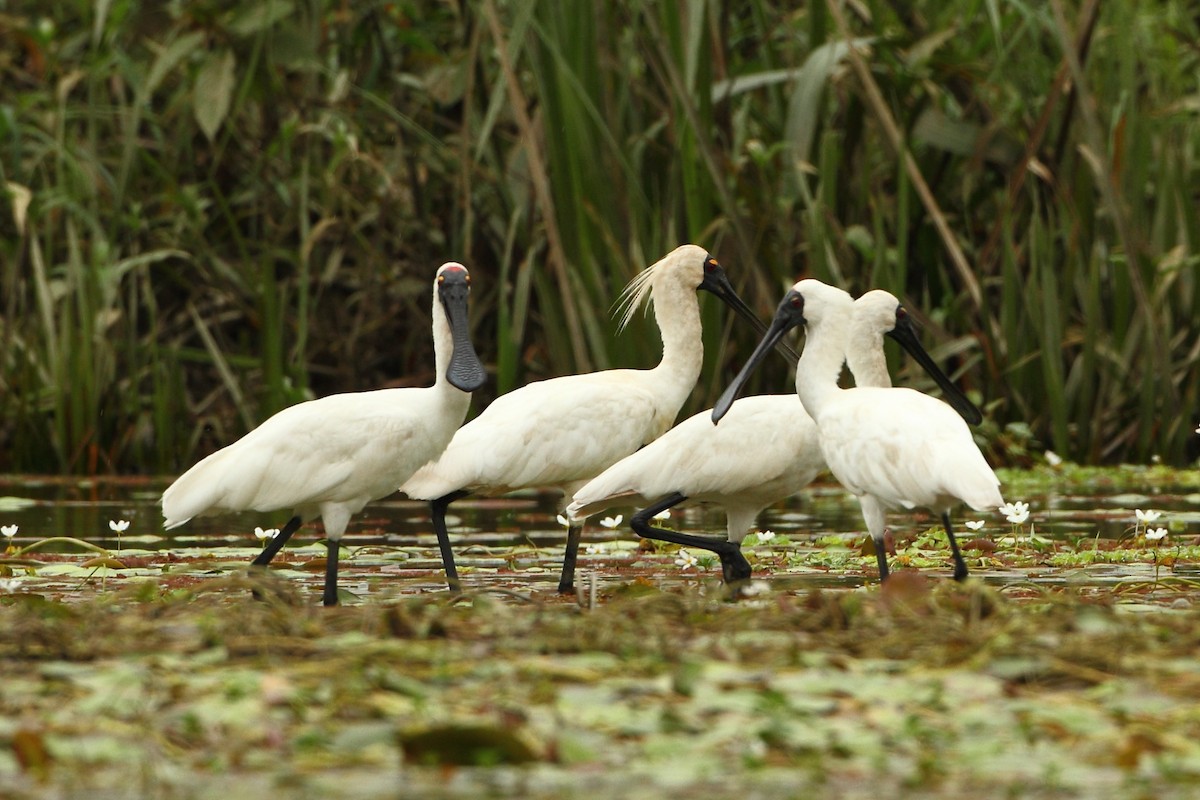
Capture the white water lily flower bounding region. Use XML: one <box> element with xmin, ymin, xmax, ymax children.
<box><xmin>1045</xmin><ymin>450</ymin><xmax>1063</xmax><ymax>467</ymax></box>
<box><xmin>1</xmin><ymin>524</ymin><xmax>17</xmax><ymax>539</ymax></box>
<box><xmin>756</xmin><ymin>530</ymin><xmax>776</xmax><ymax>543</ymax></box>
<box><xmin>0</xmin><ymin>577</ymin><xmax>21</xmax><ymax>593</ymax></box>
<box><xmin>108</xmin><ymin>519</ymin><xmax>130</xmax><ymax>533</ymax></box>
<box><xmin>965</xmin><ymin>520</ymin><xmax>985</xmax><ymax>532</ymax></box>
<box><xmin>584</xmin><ymin>544</ymin><xmax>603</xmax><ymax>555</ymax></box>
<box><xmin>1146</xmin><ymin>527</ymin><xmax>1168</xmax><ymax>542</ymax></box>
<box><xmin>254</xmin><ymin>527</ymin><xmax>280</xmax><ymax>541</ymax></box>
<box><xmin>556</xmin><ymin>514</ymin><xmax>570</xmax><ymax>527</ymax></box>
<box><xmin>674</xmin><ymin>550</ymin><xmax>698</xmax><ymax>570</ymax></box>
<box><xmin>653</xmin><ymin>509</ymin><xmax>671</xmax><ymax>521</ymax></box>
<box><xmin>1135</xmin><ymin>509</ymin><xmax>1161</xmax><ymax>525</ymax></box>
<box><xmin>998</xmin><ymin>501</ymin><xmax>1030</xmax><ymax>525</ymax></box>
<box><xmin>599</xmin><ymin>515</ymin><xmax>623</xmax><ymax>529</ymax></box>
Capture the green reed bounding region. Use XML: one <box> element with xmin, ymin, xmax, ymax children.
<box><xmin>0</xmin><ymin>0</ymin><xmax>1196</xmax><ymax>474</ymax></box>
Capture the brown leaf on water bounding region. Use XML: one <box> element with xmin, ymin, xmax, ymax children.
<box><xmin>1114</xmin><ymin>730</ymin><xmax>1164</xmax><ymax>770</ymax></box>
<box><xmin>859</xmin><ymin>529</ymin><xmax>897</xmax><ymax>556</ymax></box>
<box><xmin>12</xmin><ymin>728</ymin><xmax>52</xmax><ymax>781</ymax></box>
<box><xmin>878</xmin><ymin>570</ymin><xmax>932</xmax><ymax>614</ymax></box>
<box><xmin>398</xmin><ymin>724</ymin><xmax>541</xmax><ymax>766</ymax></box>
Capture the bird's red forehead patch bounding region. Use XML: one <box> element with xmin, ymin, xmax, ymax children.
<box><xmin>442</xmin><ymin>265</ymin><xmax>466</xmax><ymax>275</ymax></box>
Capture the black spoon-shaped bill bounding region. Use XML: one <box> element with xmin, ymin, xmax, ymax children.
<box><xmin>438</xmin><ymin>268</ymin><xmax>487</xmax><ymax>393</ymax></box>
<box><xmin>885</xmin><ymin>310</ymin><xmax>982</xmax><ymax>425</ymax></box>
<box><xmin>711</xmin><ymin>289</ymin><xmax>806</xmax><ymax>424</ymax></box>
<box><xmin>699</xmin><ymin>255</ymin><xmax>801</xmax><ymax>367</ymax></box>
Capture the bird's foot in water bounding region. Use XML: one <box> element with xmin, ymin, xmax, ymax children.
<box><xmin>719</xmin><ymin>549</ymin><xmax>753</xmax><ymax>585</ymax></box>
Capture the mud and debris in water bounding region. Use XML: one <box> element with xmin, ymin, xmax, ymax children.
<box><xmin>1</xmin><ymin>465</ymin><xmax>1199</xmax><ymax>798</ymax></box>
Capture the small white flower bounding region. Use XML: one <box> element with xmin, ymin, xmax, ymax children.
<box><xmin>674</xmin><ymin>550</ymin><xmax>698</xmax><ymax>570</ymax></box>
<box><xmin>1045</xmin><ymin>450</ymin><xmax>1063</xmax><ymax>467</ymax></box>
<box><xmin>584</xmin><ymin>544</ymin><xmax>603</xmax><ymax>555</ymax></box>
<box><xmin>108</xmin><ymin>519</ymin><xmax>130</xmax><ymax>533</ymax></box>
<box><xmin>556</xmin><ymin>514</ymin><xmax>570</xmax><ymax>527</ymax></box>
<box><xmin>1145</xmin><ymin>527</ymin><xmax>1168</xmax><ymax>542</ymax></box>
<box><xmin>965</xmin><ymin>520</ymin><xmax>985</xmax><ymax>531</ymax></box>
<box><xmin>755</xmin><ymin>530</ymin><xmax>776</xmax><ymax>543</ymax></box>
<box><xmin>653</xmin><ymin>509</ymin><xmax>671</xmax><ymax>521</ymax></box>
<box><xmin>998</xmin><ymin>501</ymin><xmax>1030</xmax><ymax>525</ymax></box>
<box><xmin>1</xmin><ymin>524</ymin><xmax>17</xmax><ymax>539</ymax></box>
<box><xmin>599</xmin><ymin>515</ymin><xmax>623</xmax><ymax>529</ymax></box>
<box><xmin>0</xmin><ymin>577</ymin><xmax>21</xmax><ymax>593</ymax></box>
<box><xmin>254</xmin><ymin>527</ymin><xmax>280</xmax><ymax>541</ymax></box>
<box><xmin>1135</xmin><ymin>509</ymin><xmax>1161</xmax><ymax>525</ymax></box>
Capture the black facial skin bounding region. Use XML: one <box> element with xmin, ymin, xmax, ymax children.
<box><xmin>712</xmin><ymin>289</ymin><xmax>806</xmax><ymax>424</ymax></box>
<box><xmin>699</xmin><ymin>254</ymin><xmax>801</xmax><ymax>367</ymax></box>
<box><xmin>437</xmin><ymin>268</ymin><xmax>487</xmax><ymax>392</ymax></box>
<box><xmin>885</xmin><ymin>305</ymin><xmax>982</xmax><ymax>425</ymax></box>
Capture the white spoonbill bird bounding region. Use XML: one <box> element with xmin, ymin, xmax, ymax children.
<box><xmin>566</xmin><ymin>289</ymin><xmax>980</xmax><ymax>583</ymax></box>
<box><xmin>161</xmin><ymin>263</ymin><xmax>486</xmax><ymax>606</ymax></box>
<box><xmin>713</xmin><ymin>279</ymin><xmax>1000</xmax><ymax>582</ymax></box>
<box><xmin>400</xmin><ymin>245</ymin><xmax>794</xmax><ymax>593</ymax></box>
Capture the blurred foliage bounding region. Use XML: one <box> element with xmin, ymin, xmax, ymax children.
<box><xmin>0</xmin><ymin>0</ymin><xmax>1197</xmax><ymax>474</ymax></box>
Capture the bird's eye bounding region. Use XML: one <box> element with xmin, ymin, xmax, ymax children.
<box><xmin>789</xmin><ymin>295</ymin><xmax>802</xmax><ymax>308</ymax></box>
<box><xmin>896</xmin><ymin>306</ymin><xmax>907</xmax><ymax>319</ymax></box>
<box><xmin>706</xmin><ymin>259</ymin><xmax>717</xmax><ymax>272</ymax></box>
<box><xmin>438</xmin><ymin>275</ymin><xmax>445</xmax><ymax>284</ymax></box>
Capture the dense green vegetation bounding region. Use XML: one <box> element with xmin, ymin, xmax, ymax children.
<box><xmin>1</xmin><ymin>0</ymin><xmax>1197</xmax><ymax>474</ymax></box>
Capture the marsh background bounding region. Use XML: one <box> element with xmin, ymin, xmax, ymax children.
<box><xmin>2</xmin><ymin>0</ymin><xmax>1198</xmax><ymax>475</ymax></box>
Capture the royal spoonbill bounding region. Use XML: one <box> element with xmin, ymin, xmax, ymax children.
<box><xmin>400</xmin><ymin>244</ymin><xmax>793</xmax><ymax>593</ymax></box>
<box><xmin>161</xmin><ymin>263</ymin><xmax>486</xmax><ymax>606</ymax></box>
<box><xmin>713</xmin><ymin>279</ymin><xmax>1000</xmax><ymax>583</ymax></box>
<box><xmin>565</xmin><ymin>289</ymin><xmax>978</xmax><ymax>583</ymax></box>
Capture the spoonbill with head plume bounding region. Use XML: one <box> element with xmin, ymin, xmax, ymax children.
<box><xmin>400</xmin><ymin>245</ymin><xmax>794</xmax><ymax>593</ymax></box>
<box><xmin>713</xmin><ymin>279</ymin><xmax>1000</xmax><ymax>582</ymax></box>
<box><xmin>161</xmin><ymin>263</ymin><xmax>486</xmax><ymax>606</ymax></box>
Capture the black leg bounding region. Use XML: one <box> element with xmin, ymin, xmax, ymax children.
<box><xmin>942</xmin><ymin>512</ymin><xmax>969</xmax><ymax>582</ymax></box>
<box><xmin>558</xmin><ymin>523</ymin><xmax>583</xmax><ymax>594</ymax></box>
<box><xmin>322</xmin><ymin>539</ymin><xmax>340</xmax><ymax>606</ymax></box>
<box><xmin>251</xmin><ymin>515</ymin><xmax>303</xmax><ymax>567</ymax></box>
<box><xmin>874</xmin><ymin>545</ymin><xmax>891</xmax><ymax>583</ymax></box>
<box><xmin>631</xmin><ymin>493</ymin><xmax>752</xmax><ymax>584</ymax></box>
<box><xmin>431</xmin><ymin>490</ymin><xmax>470</xmax><ymax>593</ymax></box>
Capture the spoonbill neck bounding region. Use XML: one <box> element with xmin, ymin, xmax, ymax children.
<box><xmin>845</xmin><ymin>321</ymin><xmax>892</xmax><ymax>389</ymax></box>
<box><xmin>648</xmin><ymin>276</ymin><xmax>705</xmax><ymax>394</ymax></box>
<box><xmin>795</xmin><ymin>310</ymin><xmax>852</xmax><ymax>420</ymax></box>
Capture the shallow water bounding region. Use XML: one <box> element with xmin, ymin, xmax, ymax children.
<box><xmin>1</xmin><ymin>469</ymin><xmax>1198</xmax><ymax>603</ymax></box>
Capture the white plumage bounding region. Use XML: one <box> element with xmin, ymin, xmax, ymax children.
<box><xmin>401</xmin><ymin>244</ymin><xmax>774</xmax><ymax>593</ymax></box>
<box><xmin>161</xmin><ymin>262</ymin><xmax>486</xmax><ymax>605</ymax></box>
<box><xmin>566</xmin><ymin>290</ymin><xmax>911</xmax><ymax>582</ymax></box>
<box><xmin>714</xmin><ymin>279</ymin><xmax>1002</xmax><ymax>582</ymax></box>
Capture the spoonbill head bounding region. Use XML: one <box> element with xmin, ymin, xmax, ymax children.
<box><xmin>161</xmin><ymin>262</ymin><xmax>485</xmax><ymax>606</ymax></box>
<box><xmin>401</xmin><ymin>244</ymin><xmax>792</xmax><ymax>593</ymax></box>
<box><xmin>714</xmin><ymin>278</ymin><xmax>1001</xmax><ymax>583</ymax></box>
